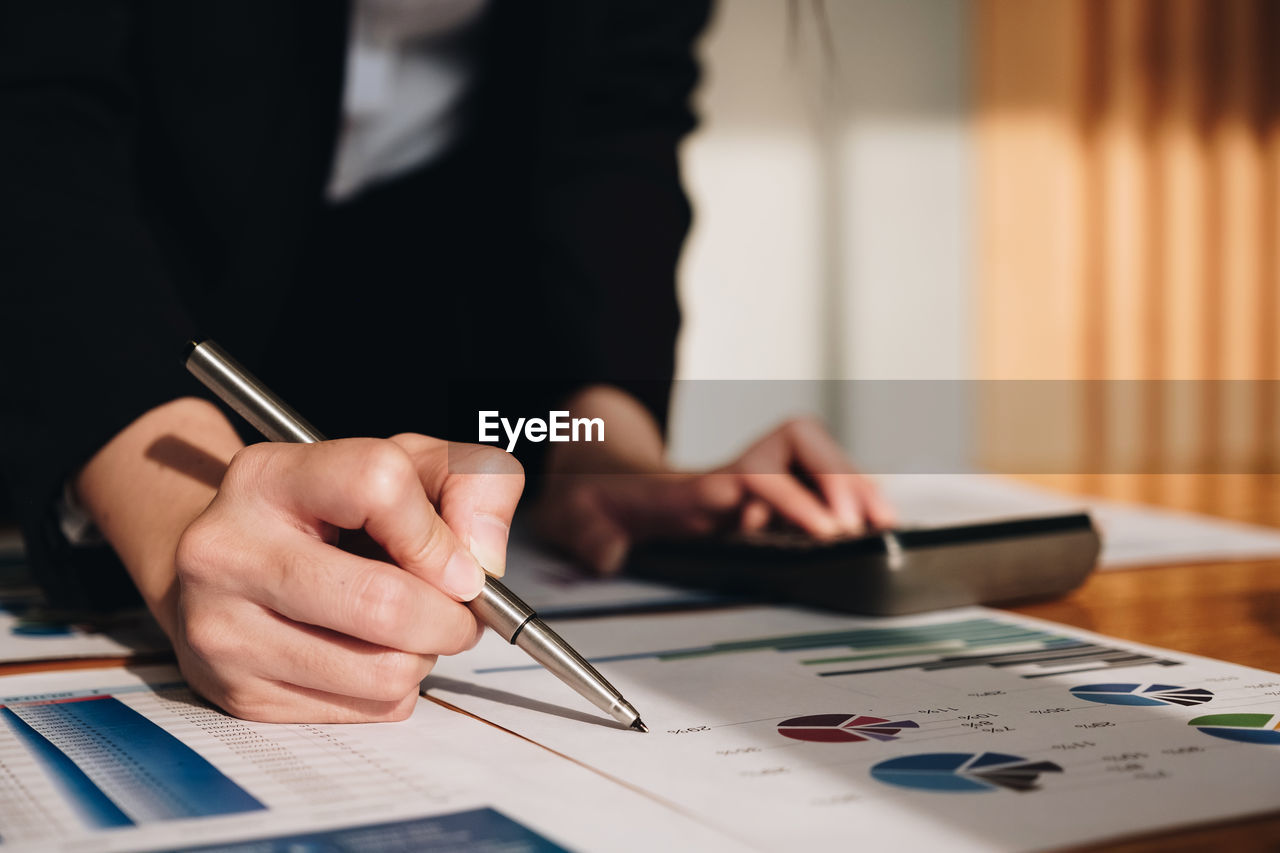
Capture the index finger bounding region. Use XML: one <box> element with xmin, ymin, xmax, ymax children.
<box><xmin>782</xmin><ymin>420</ymin><xmax>897</xmax><ymax>531</ymax></box>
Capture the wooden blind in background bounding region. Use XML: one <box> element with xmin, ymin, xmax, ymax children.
<box><xmin>975</xmin><ymin>0</ymin><xmax>1280</xmax><ymax>484</ymax></box>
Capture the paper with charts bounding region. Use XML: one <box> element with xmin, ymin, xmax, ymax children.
<box><xmin>0</xmin><ymin>595</ymin><xmax>168</xmax><ymax>664</ymax></box>
<box><xmin>0</xmin><ymin>541</ymin><xmax>169</xmax><ymax>664</ymax></box>
<box><xmin>0</xmin><ymin>665</ymin><xmax>744</xmax><ymax>852</ymax></box>
<box><xmin>426</xmin><ymin>605</ymin><xmax>1280</xmax><ymax>851</ymax></box>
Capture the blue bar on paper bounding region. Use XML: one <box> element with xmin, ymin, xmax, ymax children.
<box><xmin>5</xmin><ymin>695</ymin><xmax>264</xmax><ymax>824</ymax></box>
<box><xmin>1</xmin><ymin>707</ymin><xmax>133</xmax><ymax>829</ymax></box>
<box><xmin>161</xmin><ymin>809</ymin><xmax>571</xmax><ymax>853</ymax></box>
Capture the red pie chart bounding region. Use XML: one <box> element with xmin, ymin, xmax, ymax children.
<box><xmin>777</xmin><ymin>713</ymin><xmax>920</xmax><ymax>743</ymax></box>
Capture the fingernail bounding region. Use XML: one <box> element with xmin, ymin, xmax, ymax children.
<box><xmin>469</xmin><ymin>512</ymin><xmax>510</xmax><ymax>577</ymax></box>
<box><xmin>835</xmin><ymin>504</ymin><xmax>861</xmax><ymax>533</ymax></box>
<box><xmin>819</xmin><ymin>516</ymin><xmax>844</xmax><ymax>539</ymax></box>
<box><xmin>444</xmin><ymin>550</ymin><xmax>486</xmax><ymax>601</ymax></box>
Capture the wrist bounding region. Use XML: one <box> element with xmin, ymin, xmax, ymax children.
<box><xmin>74</xmin><ymin>397</ymin><xmax>244</xmax><ymax>638</ymax></box>
<box><xmin>543</xmin><ymin>385</ymin><xmax>668</xmax><ymax>478</ymax></box>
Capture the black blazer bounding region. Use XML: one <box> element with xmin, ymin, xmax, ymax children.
<box><xmin>0</xmin><ymin>1</ymin><xmax>710</xmax><ymax>607</ymax></box>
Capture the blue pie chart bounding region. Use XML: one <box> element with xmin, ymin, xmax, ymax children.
<box><xmin>1070</xmin><ymin>683</ymin><xmax>1213</xmax><ymax>707</ymax></box>
<box><xmin>871</xmin><ymin>752</ymin><xmax>1064</xmax><ymax>793</ymax></box>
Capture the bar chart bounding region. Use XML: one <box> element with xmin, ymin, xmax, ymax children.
<box><xmin>1</xmin><ymin>693</ymin><xmax>265</xmax><ymax>829</ymax></box>
<box><xmin>474</xmin><ymin>615</ymin><xmax>1183</xmax><ymax>680</ymax></box>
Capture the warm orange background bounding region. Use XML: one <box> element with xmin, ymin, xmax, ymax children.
<box><xmin>977</xmin><ymin>0</ymin><xmax>1280</xmax><ymax>481</ymax></box>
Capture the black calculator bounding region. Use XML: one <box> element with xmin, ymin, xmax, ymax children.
<box><xmin>624</xmin><ymin>513</ymin><xmax>1101</xmax><ymax>616</ymax></box>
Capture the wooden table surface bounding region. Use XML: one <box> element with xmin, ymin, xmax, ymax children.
<box><xmin>3</xmin><ymin>475</ymin><xmax>1280</xmax><ymax>850</ymax></box>
<box><xmin>1012</xmin><ymin>474</ymin><xmax>1280</xmax><ymax>675</ymax></box>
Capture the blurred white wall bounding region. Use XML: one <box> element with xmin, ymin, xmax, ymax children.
<box><xmin>668</xmin><ymin>0</ymin><xmax>973</xmax><ymax>469</ymax></box>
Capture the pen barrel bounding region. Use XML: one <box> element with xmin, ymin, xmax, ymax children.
<box><xmin>470</xmin><ymin>578</ymin><xmax>638</xmax><ymax>726</ymax></box>
<box><xmin>469</xmin><ymin>577</ymin><xmax>536</xmax><ymax>642</ymax></box>
<box><xmin>185</xmin><ymin>341</ymin><xmax>326</xmax><ymax>444</ymax></box>
<box><xmin>512</xmin><ymin>617</ymin><xmax>642</xmax><ymax>728</ymax></box>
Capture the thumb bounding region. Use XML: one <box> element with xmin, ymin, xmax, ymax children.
<box><xmin>390</xmin><ymin>435</ymin><xmax>525</xmax><ymax>577</ymax></box>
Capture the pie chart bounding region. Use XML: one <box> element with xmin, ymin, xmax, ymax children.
<box><xmin>1070</xmin><ymin>683</ymin><xmax>1214</xmax><ymax>707</ymax></box>
<box><xmin>777</xmin><ymin>714</ymin><xmax>920</xmax><ymax>743</ymax></box>
<box><xmin>870</xmin><ymin>752</ymin><xmax>1064</xmax><ymax>793</ymax></box>
<box><xmin>1188</xmin><ymin>713</ymin><xmax>1280</xmax><ymax>745</ymax></box>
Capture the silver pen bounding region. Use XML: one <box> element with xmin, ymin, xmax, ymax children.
<box><xmin>184</xmin><ymin>339</ymin><xmax>647</xmax><ymax>732</ymax></box>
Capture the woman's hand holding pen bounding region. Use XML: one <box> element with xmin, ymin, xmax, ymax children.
<box><xmin>533</xmin><ymin>387</ymin><xmax>896</xmax><ymax>574</ymax></box>
<box><xmin>75</xmin><ymin>398</ymin><xmax>523</xmax><ymax>724</ymax></box>
<box><xmin>74</xmin><ymin>384</ymin><xmax>882</xmax><ymax>723</ymax></box>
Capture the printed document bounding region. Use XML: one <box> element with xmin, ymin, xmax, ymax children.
<box><xmin>0</xmin><ymin>665</ymin><xmax>744</xmax><ymax>852</ymax></box>
<box><xmin>427</xmin><ymin>605</ymin><xmax>1280</xmax><ymax>851</ymax></box>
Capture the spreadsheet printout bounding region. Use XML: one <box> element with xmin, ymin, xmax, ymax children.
<box><xmin>0</xmin><ymin>665</ymin><xmax>745</xmax><ymax>852</ymax></box>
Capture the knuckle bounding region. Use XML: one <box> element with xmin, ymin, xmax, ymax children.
<box><xmin>275</xmin><ymin>548</ymin><xmax>309</xmax><ymax>591</ymax></box>
<box><xmin>402</xmin><ymin>516</ymin><xmax>453</xmax><ymax>572</ymax></box>
<box><xmin>223</xmin><ymin>443</ymin><xmax>276</xmax><ymax>491</ymax></box>
<box><xmin>388</xmin><ymin>432</ymin><xmax>435</xmax><ymax>454</ymax></box>
<box><xmin>381</xmin><ymin>693</ymin><xmax>420</xmax><ymax>722</ymax></box>
<box><xmin>353</xmin><ymin>441</ymin><xmax>415</xmax><ymax>510</ymax></box>
<box><xmin>388</xmin><ymin>431</ymin><xmax>423</xmax><ymax>448</ymax></box>
<box><xmin>175</xmin><ymin>519</ymin><xmax>218</xmax><ymax>582</ymax></box>
<box><xmin>217</xmin><ymin>684</ymin><xmax>275</xmax><ymax>723</ymax></box>
<box><xmin>350</xmin><ymin>569</ymin><xmax>410</xmax><ymax>639</ymax></box>
<box><xmin>183</xmin><ymin>612</ymin><xmax>236</xmax><ymax>662</ymax></box>
<box><xmin>368</xmin><ymin>651</ymin><xmax>425</xmax><ymax>700</ymax></box>
<box><xmin>215</xmin><ymin>685</ymin><xmax>253</xmax><ymax>719</ymax></box>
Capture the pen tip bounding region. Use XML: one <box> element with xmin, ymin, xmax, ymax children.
<box><xmin>631</xmin><ymin>718</ymin><xmax>649</xmax><ymax>733</ymax></box>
